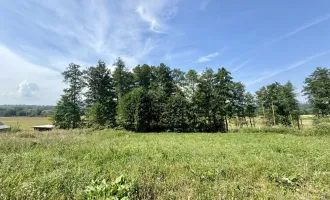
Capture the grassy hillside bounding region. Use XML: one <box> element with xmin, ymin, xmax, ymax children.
<box><xmin>0</xmin><ymin>130</ymin><xmax>330</xmax><ymax>199</ymax></box>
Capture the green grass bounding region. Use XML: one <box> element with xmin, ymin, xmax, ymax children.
<box><xmin>0</xmin><ymin>117</ymin><xmax>51</xmax><ymax>130</ymax></box>
<box><xmin>1</xmin><ymin>130</ymin><xmax>330</xmax><ymax>199</ymax></box>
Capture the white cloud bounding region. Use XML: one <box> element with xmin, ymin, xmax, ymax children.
<box><xmin>17</xmin><ymin>81</ymin><xmax>39</xmax><ymax>98</ymax></box>
<box><xmin>3</xmin><ymin>0</ymin><xmax>179</xmax><ymax>69</ymax></box>
<box><xmin>0</xmin><ymin>0</ymin><xmax>181</xmax><ymax>105</ymax></box>
<box><xmin>197</xmin><ymin>52</ymin><xmax>221</xmax><ymax>63</ymax></box>
<box><xmin>0</xmin><ymin>44</ymin><xmax>62</xmax><ymax>105</ymax></box>
<box><xmin>246</xmin><ymin>50</ymin><xmax>330</xmax><ymax>86</ymax></box>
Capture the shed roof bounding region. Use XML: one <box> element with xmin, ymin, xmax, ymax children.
<box><xmin>32</xmin><ymin>125</ymin><xmax>54</xmax><ymax>128</ymax></box>
<box><xmin>0</xmin><ymin>125</ymin><xmax>10</xmax><ymax>130</ymax></box>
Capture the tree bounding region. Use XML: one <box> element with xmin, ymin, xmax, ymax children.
<box><xmin>117</xmin><ymin>87</ymin><xmax>152</xmax><ymax>132</ymax></box>
<box><xmin>161</xmin><ymin>91</ymin><xmax>188</xmax><ymax>132</ymax></box>
<box><xmin>52</xmin><ymin>63</ymin><xmax>84</xmax><ymax>129</ymax></box>
<box><xmin>172</xmin><ymin>68</ymin><xmax>186</xmax><ymax>90</ymax></box>
<box><xmin>84</xmin><ymin>61</ymin><xmax>116</xmax><ymax>127</ymax></box>
<box><xmin>231</xmin><ymin>82</ymin><xmax>246</xmax><ymax>127</ymax></box>
<box><xmin>153</xmin><ymin>63</ymin><xmax>175</xmax><ymax>98</ymax></box>
<box><xmin>256</xmin><ymin>82</ymin><xmax>300</xmax><ymax>127</ymax></box>
<box><xmin>303</xmin><ymin>67</ymin><xmax>330</xmax><ymax>117</ymax></box>
<box><xmin>113</xmin><ymin>58</ymin><xmax>134</xmax><ymax>100</ymax></box>
<box><xmin>244</xmin><ymin>92</ymin><xmax>257</xmax><ymax>127</ymax></box>
<box><xmin>133</xmin><ymin>64</ymin><xmax>153</xmax><ymax>89</ymax></box>
<box><xmin>194</xmin><ymin>68</ymin><xmax>215</xmax><ymax>132</ymax></box>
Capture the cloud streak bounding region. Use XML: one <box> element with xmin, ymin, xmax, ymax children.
<box><xmin>232</xmin><ymin>59</ymin><xmax>252</xmax><ymax>72</ymax></box>
<box><xmin>227</xmin><ymin>13</ymin><xmax>330</xmax><ymax>66</ymax></box>
<box><xmin>197</xmin><ymin>49</ymin><xmax>224</xmax><ymax>63</ymax></box>
<box><xmin>246</xmin><ymin>50</ymin><xmax>330</xmax><ymax>86</ymax></box>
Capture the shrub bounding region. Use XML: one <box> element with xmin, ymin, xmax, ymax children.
<box><xmin>9</xmin><ymin>122</ymin><xmax>21</xmax><ymax>133</ymax></box>
<box><xmin>85</xmin><ymin>176</ymin><xmax>136</xmax><ymax>200</ymax></box>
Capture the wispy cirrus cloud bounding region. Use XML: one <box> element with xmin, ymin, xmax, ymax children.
<box><xmin>0</xmin><ymin>0</ymin><xmax>179</xmax><ymax>70</ymax></box>
<box><xmin>232</xmin><ymin>59</ymin><xmax>252</xmax><ymax>72</ymax></box>
<box><xmin>0</xmin><ymin>0</ymin><xmax>180</xmax><ymax>104</ymax></box>
<box><xmin>246</xmin><ymin>50</ymin><xmax>330</xmax><ymax>86</ymax></box>
<box><xmin>197</xmin><ymin>49</ymin><xmax>225</xmax><ymax>63</ymax></box>
<box><xmin>197</xmin><ymin>52</ymin><xmax>220</xmax><ymax>63</ymax></box>
<box><xmin>227</xmin><ymin>13</ymin><xmax>330</xmax><ymax>66</ymax></box>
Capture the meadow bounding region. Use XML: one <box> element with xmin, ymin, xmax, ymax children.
<box><xmin>0</xmin><ymin>117</ymin><xmax>51</xmax><ymax>130</ymax></box>
<box><xmin>0</xmin><ymin>128</ymin><xmax>330</xmax><ymax>199</ymax></box>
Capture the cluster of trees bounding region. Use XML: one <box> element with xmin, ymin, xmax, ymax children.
<box><xmin>0</xmin><ymin>105</ymin><xmax>54</xmax><ymax>117</ymax></box>
<box><xmin>303</xmin><ymin>67</ymin><xmax>330</xmax><ymax>117</ymax></box>
<box><xmin>255</xmin><ymin>82</ymin><xmax>301</xmax><ymax>128</ymax></box>
<box><xmin>53</xmin><ymin>58</ymin><xmax>328</xmax><ymax>132</ymax></box>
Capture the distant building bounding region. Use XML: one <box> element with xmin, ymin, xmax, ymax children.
<box><xmin>0</xmin><ymin>122</ymin><xmax>10</xmax><ymax>132</ymax></box>
<box><xmin>33</xmin><ymin>125</ymin><xmax>54</xmax><ymax>131</ymax></box>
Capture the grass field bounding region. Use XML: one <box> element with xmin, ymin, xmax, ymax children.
<box><xmin>1</xmin><ymin>129</ymin><xmax>330</xmax><ymax>199</ymax></box>
<box><xmin>0</xmin><ymin>117</ymin><xmax>51</xmax><ymax>130</ymax></box>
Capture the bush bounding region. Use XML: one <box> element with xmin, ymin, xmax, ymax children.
<box><xmin>9</xmin><ymin>122</ymin><xmax>21</xmax><ymax>133</ymax></box>
<box><xmin>85</xmin><ymin>176</ymin><xmax>136</xmax><ymax>200</ymax></box>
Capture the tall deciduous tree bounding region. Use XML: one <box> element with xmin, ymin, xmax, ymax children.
<box><xmin>303</xmin><ymin>67</ymin><xmax>330</xmax><ymax>117</ymax></box>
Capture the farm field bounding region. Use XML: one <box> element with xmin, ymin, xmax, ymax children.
<box><xmin>0</xmin><ymin>117</ymin><xmax>51</xmax><ymax>130</ymax></box>
<box><xmin>0</xmin><ymin>130</ymin><xmax>330</xmax><ymax>199</ymax></box>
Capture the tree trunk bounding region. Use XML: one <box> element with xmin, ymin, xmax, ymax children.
<box><xmin>225</xmin><ymin>116</ymin><xmax>229</xmax><ymax>133</ymax></box>
<box><xmin>271</xmin><ymin>101</ymin><xmax>276</xmax><ymax>126</ymax></box>
<box><xmin>249</xmin><ymin>117</ymin><xmax>252</xmax><ymax>127</ymax></box>
<box><xmin>262</xmin><ymin>102</ymin><xmax>266</xmax><ymax>118</ymax></box>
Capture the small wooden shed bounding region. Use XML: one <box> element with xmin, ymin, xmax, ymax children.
<box><xmin>33</xmin><ymin>125</ymin><xmax>54</xmax><ymax>131</ymax></box>
<box><xmin>0</xmin><ymin>122</ymin><xmax>10</xmax><ymax>132</ymax></box>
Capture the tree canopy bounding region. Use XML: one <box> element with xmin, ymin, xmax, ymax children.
<box><xmin>52</xmin><ymin>58</ymin><xmax>327</xmax><ymax>132</ymax></box>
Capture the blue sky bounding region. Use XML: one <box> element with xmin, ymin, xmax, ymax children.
<box><xmin>0</xmin><ymin>0</ymin><xmax>329</xmax><ymax>105</ymax></box>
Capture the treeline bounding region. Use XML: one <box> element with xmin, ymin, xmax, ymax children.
<box><xmin>0</xmin><ymin>105</ymin><xmax>54</xmax><ymax>117</ymax></box>
<box><xmin>53</xmin><ymin>59</ymin><xmax>329</xmax><ymax>132</ymax></box>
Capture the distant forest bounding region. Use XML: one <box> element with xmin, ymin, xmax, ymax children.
<box><xmin>51</xmin><ymin>58</ymin><xmax>329</xmax><ymax>132</ymax></box>
<box><xmin>0</xmin><ymin>105</ymin><xmax>54</xmax><ymax>117</ymax></box>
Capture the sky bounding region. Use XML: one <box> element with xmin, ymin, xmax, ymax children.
<box><xmin>0</xmin><ymin>0</ymin><xmax>330</xmax><ymax>105</ymax></box>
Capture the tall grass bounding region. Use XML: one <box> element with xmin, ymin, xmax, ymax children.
<box><xmin>1</xmin><ymin>129</ymin><xmax>330</xmax><ymax>199</ymax></box>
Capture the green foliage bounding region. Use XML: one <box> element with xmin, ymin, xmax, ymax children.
<box><xmin>0</xmin><ymin>105</ymin><xmax>54</xmax><ymax>117</ymax></box>
<box><xmin>9</xmin><ymin>122</ymin><xmax>21</xmax><ymax>133</ymax></box>
<box><xmin>256</xmin><ymin>81</ymin><xmax>300</xmax><ymax>127</ymax></box>
<box><xmin>53</xmin><ymin>63</ymin><xmax>85</xmax><ymax>129</ymax></box>
<box><xmin>52</xmin><ymin>95</ymin><xmax>82</xmax><ymax>129</ymax></box>
<box><xmin>85</xmin><ymin>176</ymin><xmax>136</xmax><ymax>200</ymax></box>
<box><xmin>161</xmin><ymin>92</ymin><xmax>188</xmax><ymax>132</ymax></box>
<box><xmin>267</xmin><ymin>173</ymin><xmax>303</xmax><ymax>190</ymax></box>
<box><xmin>84</xmin><ymin>61</ymin><xmax>117</xmax><ymax>127</ymax></box>
<box><xmin>113</xmin><ymin>58</ymin><xmax>134</xmax><ymax>99</ymax></box>
<box><xmin>117</xmin><ymin>88</ymin><xmax>152</xmax><ymax>132</ymax></box>
<box><xmin>303</xmin><ymin>67</ymin><xmax>330</xmax><ymax>117</ymax></box>
<box><xmin>86</xmin><ymin>103</ymin><xmax>109</xmax><ymax>129</ymax></box>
